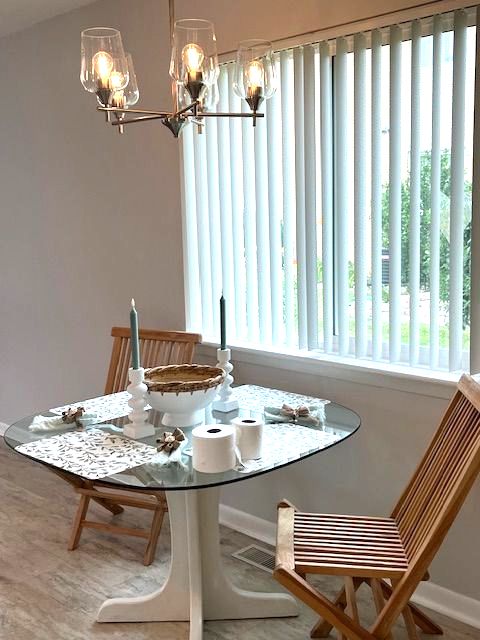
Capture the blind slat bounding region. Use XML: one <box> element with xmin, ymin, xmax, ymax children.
<box><xmin>294</xmin><ymin>47</ymin><xmax>308</xmax><ymax>349</ymax></box>
<box><xmin>371</xmin><ymin>29</ymin><xmax>383</xmax><ymax>361</ymax></box>
<box><xmin>227</xmin><ymin>65</ymin><xmax>247</xmax><ymax>339</ymax></box>
<box><xmin>449</xmin><ymin>9</ymin><xmax>468</xmax><ymax>371</ymax></box>
<box><xmin>206</xmin><ymin>115</ymin><xmax>223</xmax><ymax>339</ymax></box>
<box><xmin>334</xmin><ymin>37</ymin><xmax>350</xmax><ymax>357</ymax></box>
<box><xmin>320</xmin><ymin>42</ymin><xmax>334</xmax><ymax>353</ymax></box>
<box><xmin>430</xmin><ymin>16</ymin><xmax>442</xmax><ymax>370</ymax></box>
<box><xmin>354</xmin><ymin>32</ymin><xmax>368</xmax><ymax>358</ymax></box>
<box><xmin>409</xmin><ymin>20</ymin><xmax>422</xmax><ymax>366</ymax></box>
<box><xmin>217</xmin><ymin>68</ymin><xmax>236</xmax><ymax>336</ymax></box>
<box><xmin>241</xmin><ymin>99</ymin><xmax>260</xmax><ymax>342</ymax></box>
<box><xmin>180</xmin><ymin>126</ymin><xmax>201</xmax><ymax>331</ymax></box>
<box><xmin>266</xmin><ymin>57</ymin><xmax>284</xmax><ymax>346</ymax></box>
<box><xmin>193</xmin><ymin>128</ymin><xmax>213</xmax><ymax>333</ymax></box>
<box><xmin>254</xmin><ymin>103</ymin><xmax>272</xmax><ymax>344</ymax></box>
<box><xmin>389</xmin><ymin>25</ymin><xmax>403</xmax><ymax>363</ymax></box>
<box><xmin>304</xmin><ymin>44</ymin><xmax>319</xmax><ymax>350</ymax></box>
<box><xmin>280</xmin><ymin>51</ymin><xmax>297</xmax><ymax>347</ymax></box>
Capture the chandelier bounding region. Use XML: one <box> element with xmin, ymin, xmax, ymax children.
<box><xmin>80</xmin><ymin>14</ymin><xmax>276</xmax><ymax>137</ymax></box>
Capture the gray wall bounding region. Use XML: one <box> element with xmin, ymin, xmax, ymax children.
<box><xmin>0</xmin><ymin>0</ymin><xmax>184</xmax><ymax>422</ymax></box>
<box><xmin>1</xmin><ymin>0</ymin><xmax>479</xmax><ymax>602</ymax></box>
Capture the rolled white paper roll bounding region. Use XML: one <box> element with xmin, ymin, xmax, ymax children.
<box><xmin>192</xmin><ymin>423</ymin><xmax>237</xmax><ymax>473</ymax></box>
<box><xmin>232</xmin><ymin>416</ymin><xmax>264</xmax><ymax>460</ymax></box>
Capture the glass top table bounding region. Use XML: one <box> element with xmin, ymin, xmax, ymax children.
<box><xmin>4</xmin><ymin>383</ymin><xmax>361</xmax><ymax>638</ymax></box>
<box><xmin>4</xmin><ymin>384</ymin><xmax>360</xmax><ymax>491</ymax></box>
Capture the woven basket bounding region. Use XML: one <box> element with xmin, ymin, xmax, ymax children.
<box><xmin>144</xmin><ymin>364</ymin><xmax>225</xmax><ymax>394</ymax></box>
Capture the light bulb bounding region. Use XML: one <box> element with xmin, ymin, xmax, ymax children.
<box><xmin>247</xmin><ymin>60</ymin><xmax>264</xmax><ymax>89</ymax></box>
<box><xmin>109</xmin><ymin>70</ymin><xmax>125</xmax><ymax>91</ymax></box>
<box><xmin>93</xmin><ymin>50</ymin><xmax>113</xmax><ymax>87</ymax></box>
<box><xmin>182</xmin><ymin>43</ymin><xmax>204</xmax><ymax>73</ymax></box>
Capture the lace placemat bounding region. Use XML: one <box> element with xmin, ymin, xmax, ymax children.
<box><xmin>238</xmin><ymin>423</ymin><xmax>339</xmax><ymax>473</ymax></box>
<box><xmin>15</xmin><ymin>428</ymin><xmax>157</xmax><ymax>480</ymax></box>
<box><xmin>50</xmin><ymin>392</ymin><xmax>151</xmax><ymax>424</ymax></box>
<box><xmin>233</xmin><ymin>385</ymin><xmax>330</xmax><ymax>413</ymax></box>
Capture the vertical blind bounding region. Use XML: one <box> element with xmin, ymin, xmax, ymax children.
<box><xmin>181</xmin><ymin>6</ymin><xmax>478</xmax><ymax>373</ymax></box>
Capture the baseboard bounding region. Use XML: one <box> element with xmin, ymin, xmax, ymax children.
<box><xmin>412</xmin><ymin>581</ymin><xmax>480</xmax><ymax>630</ymax></box>
<box><xmin>219</xmin><ymin>503</ymin><xmax>480</xmax><ymax>630</ymax></box>
<box><xmin>0</xmin><ymin>422</ymin><xmax>8</xmax><ymax>436</ymax></box>
<box><xmin>220</xmin><ymin>504</ymin><xmax>277</xmax><ymax>546</ymax></box>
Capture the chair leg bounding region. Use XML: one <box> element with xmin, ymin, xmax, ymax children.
<box><xmin>143</xmin><ymin>499</ymin><xmax>166</xmax><ymax>566</ymax></box>
<box><xmin>390</xmin><ymin>578</ymin><xmax>419</xmax><ymax>640</ymax></box>
<box><xmin>311</xmin><ymin>579</ymin><xmax>363</xmax><ymax>638</ymax></box>
<box><xmin>379</xmin><ymin>580</ymin><xmax>443</xmax><ymax>635</ymax></box>
<box><xmin>370</xmin><ymin>579</ymin><xmax>394</xmax><ymax>640</ymax></box>
<box><xmin>340</xmin><ymin>577</ymin><xmax>360</xmax><ymax>640</ymax></box>
<box><xmin>68</xmin><ymin>493</ymin><xmax>91</xmax><ymax>550</ymax></box>
<box><xmin>275</xmin><ymin>567</ymin><xmax>374</xmax><ymax>640</ymax></box>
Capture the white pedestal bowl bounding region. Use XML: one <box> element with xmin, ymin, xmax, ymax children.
<box><xmin>145</xmin><ymin>364</ymin><xmax>225</xmax><ymax>428</ymax></box>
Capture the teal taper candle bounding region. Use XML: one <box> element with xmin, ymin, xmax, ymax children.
<box><xmin>220</xmin><ymin>295</ymin><xmax>226</xmax><ymax>350</ymax></box>
<box><xmin>130</xmin><ymin>298</ymin><xmax>140</xmax><ymax>369</ymax></box>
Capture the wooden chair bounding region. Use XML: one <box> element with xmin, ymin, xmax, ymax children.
<box><xmin>274</xmin><ymin>373</ymin><xmax>480</xmax><ymax>640</ymax></box>
<box><xmin>104</xmin><ymin>327</ymin><xmax>201</xmax><ymax>394</ymax></box>
<box><xmin>68</xmin><ymin>327</ymin><xmax>201</xmax><ymax>565</ymax></box>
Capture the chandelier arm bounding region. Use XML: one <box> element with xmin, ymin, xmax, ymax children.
<box><xmin>173</xmin><ymin>100</ymin><xmax>200</xmax><ymax>118</ymax></box>
<box><xmin>97</xmin><ymin>106</ymin><xmax>173</xmax><ymax>117</ymax></box>
<box><xmin>110</xmin><ymin>114</ymin><xmax>171</xmax><ymax>126</ymax></box>
<box><xmin>196</xmin><ymin>112</ymin><xmax>264</xmax><ymax>118</ymax></box>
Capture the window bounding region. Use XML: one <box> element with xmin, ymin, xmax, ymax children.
<box><xmin>181</xmin><ymin>7</ymin><xmax>478</xmax><ymax>373</ymax></box>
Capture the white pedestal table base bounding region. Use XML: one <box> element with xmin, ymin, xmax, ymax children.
<box><xmin>97</xmin><ymin>486</ymin><xmax>298</xmax><ymax>638</ymax></box>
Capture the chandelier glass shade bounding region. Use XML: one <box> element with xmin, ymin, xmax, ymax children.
<box><xmin>80</xmin><ymin>28</ymin><xmax>129</xmax><ymax>107</ymax></box>
<box><xmin>233</xmin><ymin>39</ymin><xmax>276</xmax><ymax>113</ymax></box>
<box><xmin>170</xmin><ymin>19</ymin><xmax>219</xmax><ymax>104</ymax></box>
<box><xmin>80</xmin><ymin>19</ymin><xmax>276</xmax><ymax>137</ymax></box>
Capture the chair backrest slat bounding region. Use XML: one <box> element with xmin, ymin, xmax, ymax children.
<box><xmin>104</xmin><ymin>327</ymin><xmax>202</xmax><ymax>394</ymax></box>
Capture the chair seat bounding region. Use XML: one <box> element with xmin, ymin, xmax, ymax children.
<box><xmin>293</xmin><ymin>512</ymin><xmax>409</xmax><ymax>578</ymax></box>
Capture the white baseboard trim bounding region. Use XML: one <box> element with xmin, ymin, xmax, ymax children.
<box><xmin>219</xmin><ymin>503</ymin><xmax>480</xmax><ymax>630</ymax></box>
<box><xmin>0</xmin><ymin>422</ymin><xmax>8</xmax><ymax>436</ymax></box>
<box><xmin>220</xmin><ymin>504</ymin><xmax>277</xmax><ymax>546</ymax></box>
<box><xmin>413</xmin><ymin>581</ymin><xmax>480</xmax><ymax>630</ymax></box>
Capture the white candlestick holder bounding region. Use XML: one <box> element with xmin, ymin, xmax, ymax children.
<box><xmin>212</xmin><ymin>348</ymin><xmax>239</xmax><ymax>412</ymax></box>
<box><xmin>123</xmin><ymin>367</ymin><xmax>155</xmax><ymax>439</ymax></box>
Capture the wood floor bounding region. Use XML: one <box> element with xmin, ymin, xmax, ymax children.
<box><xmin>0</xmin><ymin>440</ymin><xmax>478</xmax><ymax>640</ymax></box>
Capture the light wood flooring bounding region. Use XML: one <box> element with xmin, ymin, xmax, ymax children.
<box><xmin>0</xmin><ymin>439</ymin><xmax>478</xmax><ymax>640</ymax></box>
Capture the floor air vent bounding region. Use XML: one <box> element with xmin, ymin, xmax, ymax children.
<box><xmin>232</xmin><ymin>544</ymin><xmax>276</xmax><ymax>573</ymax></box>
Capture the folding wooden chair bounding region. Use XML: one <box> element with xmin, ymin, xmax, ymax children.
<box><xmin>68</xmin><ymin>327</ymin><xmax>201</xmax><ymax>565</ymax></box>
<box><xmin>275</xmin><ymin>374</ymin><xmax>480</xmax><ymax>640</ymax></box>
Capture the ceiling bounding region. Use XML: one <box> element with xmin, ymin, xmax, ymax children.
<box><xmin>0</xmin><ymin>0</ymin><xmax>95</xmax><ymax>38</ymax></box>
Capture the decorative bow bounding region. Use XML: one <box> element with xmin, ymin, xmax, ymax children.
<box><xmin>156</xmin><ymin>428</ymin><xmax>186</xmax><ymax>455</ymax></box>
<box><xmin>61</xmin><ymin>406</ymin><xmax>85</xmax><ymax>427</ymax></box>
<box><xmin>264</xmin><ymin>402</ymin><xmax>326</xmax><ymax>426</ymax></box>
<box><xmin>280</xmin><ymin>404</ymin><xmax>312</xmax><ymax>420</ymax></box>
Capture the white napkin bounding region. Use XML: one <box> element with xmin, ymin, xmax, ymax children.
<box><xmin>28</xmin><ymin>415</ymin><xmax>68</xmax><ymax>432</ymax></box>
<box><xmin>28</xmin><ymin>412</ymin><xmax>99</xmax><ymax>432</ymax></box>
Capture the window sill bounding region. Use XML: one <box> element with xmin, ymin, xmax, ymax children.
<box><xmin>197</xmin><ymin>340</ymin><xmax>461</xmax><ymax>400</ymax></box>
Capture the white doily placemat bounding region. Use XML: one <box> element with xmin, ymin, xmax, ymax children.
<box><xmin>50</xmin><ymin>392</ymin><xmax>151</xmax><ymax>424</ymax></box>
<box><xmin>238</xmin><ymin>423</ymin><xmax>339</xmax><ymax>473</ymax></box>
<box><xmin>15</xmin><ymin>428</ymin><xmax>157</xmax><ymax>480</ymax></box>
<box><xmin>233</xmin><ymin>385</ymin><xmax>330</xmax><ymax>412</ymax></box>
